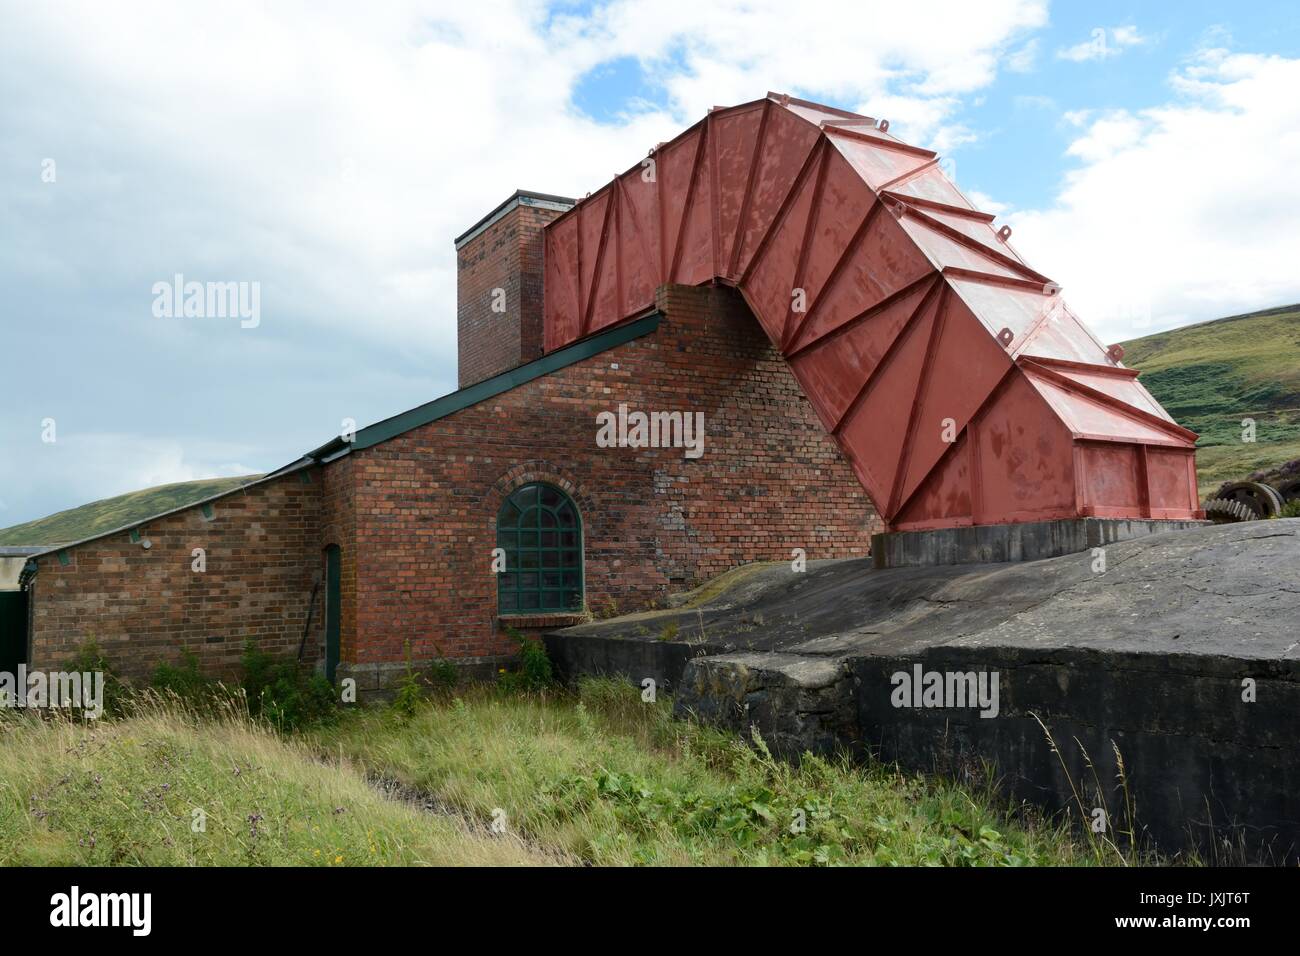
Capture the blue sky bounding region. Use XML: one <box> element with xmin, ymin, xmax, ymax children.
<box><xmin>566</xmin><ymin>1</ymin><xmax>1300</xmax><ymax>209</ymax></box>
<box><xmin>3</xmin><ymin>0</ymin><xmax>1300</xmax><ymax>528</ymax></box>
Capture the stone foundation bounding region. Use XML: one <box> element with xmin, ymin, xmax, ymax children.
<box><xmin>871</xmin><ymin>517</ymin><xmax>1208</xmax><ymax>569</ymax></box>
<box><xmin>336</xmin><ymin>655</ymin><xmax>513</xmax><ymax>701</ymax></box>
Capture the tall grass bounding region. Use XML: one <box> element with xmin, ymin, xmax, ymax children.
<box><xmin>315</xmin><ymin>678</ymin><xmax>1095</xmax><ymax>866</ymax></box>
<box><xmin>0</xmin><ymin>692</ymin><xmax>556</xmax><ymax>866</ymax></box>
<box><xmin>0</xmin><ymin>680</ymin><xmax>1110</xmax><ymax>867</ymax></box>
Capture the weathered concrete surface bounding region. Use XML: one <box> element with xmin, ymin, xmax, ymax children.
<box><xmin>546</xmin><ymin>521</ymin><xmax>1300</xmax><ymax>861</ymax></box>
<box><xmin>677</xmin><ymin>653</ymin><xmax>856</xmax><ymax>758</ymax></box>
<box><xmin>871</xmin><ymin>517</ymin><xmax>1209</xmax><ymax>568</ymax></box>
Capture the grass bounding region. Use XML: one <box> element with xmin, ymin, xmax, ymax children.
<box><xmin>1121</xmin><ymin>303</ymin><xmax>1300</xmax><ymax>496</ymax></box>
<box><xmin>0</xmin><ymin>474</ymin><xmax>261</xmax><ymax>547</ymax></box>
<box><xmin>0</xmin><ymin>694</ymin><xmax>553</xmax><ymax>866</ymax></box>
<box><xmin>0</xmin><ymin>680</ymin><xmax>1107</xmax><ymax>866</ymax></box>
<box><xmin>314</xmin><ymin>679</ymin><xmax>1099</xmax><ymax>866</ymax></box>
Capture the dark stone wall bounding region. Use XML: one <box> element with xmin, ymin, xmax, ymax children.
<box><xmin>855</xmin><ymin>646</ymin><xmax>1300</xmax><ymax>863</ymax></box>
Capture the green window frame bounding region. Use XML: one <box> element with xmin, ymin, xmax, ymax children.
<box><xmin>496</xmin><ymin>482</ymin><xmax>583</xmax><ymax>614</ymax></box>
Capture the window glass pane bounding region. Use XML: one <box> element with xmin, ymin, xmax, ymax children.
<box><xmin>499</xmin><ymin>483</ymin><xmax>583</xmax><ymax>616</ymax></box>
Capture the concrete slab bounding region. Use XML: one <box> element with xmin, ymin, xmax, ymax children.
<box><xmin>871</xmin><ymin>517</ymin><xmax>1209</xmax><ymax>569</ymax></box>
<box><xmin>546</xmin><ymin>520</ymin><xmax>1300</xmax><ymax>861</ymax></box>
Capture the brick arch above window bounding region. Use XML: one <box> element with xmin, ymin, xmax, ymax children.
<box><xmin>487</xmin><ymin>461</ymin><xmax>595</xmax><ymax>521</ymax></box>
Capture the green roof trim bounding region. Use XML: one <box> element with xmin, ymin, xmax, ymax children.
<box><xmin>308</xmin><ymin>311</ymin><xmax>661</xmax><ymax>459</ymax></box>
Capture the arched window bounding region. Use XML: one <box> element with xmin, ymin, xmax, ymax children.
<box><xmin>496</xmin><ymin>483</ymin><xmax>583</xmax><ymax>613</ymax></box>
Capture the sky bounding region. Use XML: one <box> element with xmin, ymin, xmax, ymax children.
<box><xmin>2</xmin><ymin>0</ymin><xmax>1300</xmax><ymax>528</ymax></box>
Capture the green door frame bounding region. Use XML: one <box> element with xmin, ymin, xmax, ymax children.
<box><xmin>324</xmin><ymin>545</ymin><xmax>341</xmax><ymax>684</ymax></box>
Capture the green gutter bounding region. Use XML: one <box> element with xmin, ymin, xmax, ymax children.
<box><xmin>309</xmin><ymin>311</ymin><xmax>661</xmax><ymax>458</ymax></box>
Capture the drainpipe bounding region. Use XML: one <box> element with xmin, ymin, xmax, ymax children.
<box><xmin>19</xmin><ymin>559</ymin><xmax>37</xmax><ymax>668</ymax></box>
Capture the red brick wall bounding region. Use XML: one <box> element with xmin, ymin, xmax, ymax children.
<box><xmin>457</xmin><ymin>198</ymin><xmax>569</xmax><ymax>388</ymax></box>
<box><xmin>26</xmin><ymin>286</ymin><xmax>880</xmax><ymax>686</ymax></box>
<box><xmin>28</xmin><ymin>472</ymin><xmax>324</xmax><ymax>682</ymax></box>
<box><xmin>346</xmin><ymin>283</ymin><xmax>880</xmax><ymax>666</ymax></box>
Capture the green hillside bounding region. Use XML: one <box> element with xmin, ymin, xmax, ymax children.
<box><xmin>0</xmin><ymin>475</ymin><xmax>262</xmax><ymax>547</ymax></box>
<box><xmin>1121</xmin><ymin>304</ymin><xmax>1300</xmax><ymax>498</ymax></box>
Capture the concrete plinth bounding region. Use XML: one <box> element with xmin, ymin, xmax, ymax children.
<box><xmin>871</xmin><ymin>517</ymin><xmax>1207</xmax><ymax>569</ymax></box>
<box><xmin>546</xmin><ymin>521</ymin><xmax>1300</xmax><ymax>861</ymax></box>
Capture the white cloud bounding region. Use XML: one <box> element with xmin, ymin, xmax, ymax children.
<box><xmin>1007</xmin><ymin>50</ymin><xmax>1300</xmax><ymax>343</ymax></box>
<box><xmin>1014</xmin><ymin>94</ymin><xmax>1056</xmax><ymax>111</ymax></box>
<box><xmin>0</xmin><ymin>0</ymin><xmax>1050</xmax><ymax>346</ymax></box>
<box><xmin>1063</xmin><ymin>111</ymin><xmax>1147</xmax><ymax>162</ymax></box>
<box><xmin>1057</xmin><ymin>25</ymin><xmax>1146</xmax><ymax>63</ymax></box>
<box><xmin>1006</xmin><ymin>38</ymin><xmax>1040</xmax><ymax>73</ymax></box>
<box><xmin>0</xmin><ymin>431</ymin><xmax>260</xmax><ymax>534</ymax></box>
<box><xmin>0</xmin><ymin>0</ymin><xmax>1050</xmax><ymax>526</ymax></box>
<box><xmin>965</xmin><ymin>189</ymin><xmax>1011</xmax><ymax>217</ymax></box>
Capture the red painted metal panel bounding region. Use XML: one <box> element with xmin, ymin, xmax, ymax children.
<box><xmin>892</xmin><ymin>292</ymin><xmax>1013</xmax><ymax>517</ymax></box>
<box><xmin>969</xmin><ymin>374</ymin><xmax>1078</xmax><ymax>526</ymax></box>
<box><xmin>543</xmin><ymin>216</ymin><xmax>581</xmax><ymax>350</ymax></box>
<box><xmin>788</xmin><ymin>277</ymin><xmax>935</xmax><ymax>427</ymax></box>
<box><xmin>1079</xmin><ymin>443</ymin><xmax>1145</xmax><ymax>513</ymax></box>
<box><xmin>616</xmin><ymin>173</ymin><xmax>659</xmax><ymax>319</ymax></box>
<box><xmin>1146</xmin><ymin>447</ymin><xmax>1198</xmax><ymax>515</ymax></box>
<box><xmin>541</xmin><ymin>93</ymin><xmax>1201</xmax><ymax>530</ymax></box>
<box><xmin>734</xmin><ymin>105</ymin><xmax>821</xmax><ymax>278</ymax></box>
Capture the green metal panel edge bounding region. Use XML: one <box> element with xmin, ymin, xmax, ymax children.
<box><xmin>342</xmin><ymin>312</ymin><xmax>661</xmax><ymax>453</ymax></box>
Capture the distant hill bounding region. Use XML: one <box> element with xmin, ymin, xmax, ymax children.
<box><xmin>0</xmin><ymin>475</ymin><xmax>262</xmax><ymax>547</ymax></box>
<box><xmin>1121</xmin><ymin>304</ymin><xmax>1300</xmax><ymax>498</ymax></box>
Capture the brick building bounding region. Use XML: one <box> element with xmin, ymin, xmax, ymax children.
<box><xmin>14</xmin><ymin>190</ymin><xmax>879</xmax><ymax>691</ymax></box>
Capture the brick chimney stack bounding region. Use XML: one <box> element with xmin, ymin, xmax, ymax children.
<box><xmin>454</xmin><ymin>190</ymin><xmax>574</xmax><ymax>388</ymax></box>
